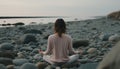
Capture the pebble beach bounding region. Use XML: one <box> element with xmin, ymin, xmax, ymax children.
<box><xmin>0</xmin><ymin>17</ymin><xmax>120</xmax><ymax>69</ymax></box>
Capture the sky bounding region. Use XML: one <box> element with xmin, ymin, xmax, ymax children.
<box><xmin>0</xmin><ymin>0</ymin><xmax>120</xmax><ymax>17</ymax></box>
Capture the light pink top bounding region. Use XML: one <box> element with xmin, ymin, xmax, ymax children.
<box><xmin>44</xmin><ymin>34</ymin><xmax>75</xmax><ymax>62</ymax></box>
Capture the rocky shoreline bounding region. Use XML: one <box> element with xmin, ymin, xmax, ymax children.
<box><xmin>0</xmin><ymin>17</ymin><xmax>120</xmax><ymax>69</ymax></box>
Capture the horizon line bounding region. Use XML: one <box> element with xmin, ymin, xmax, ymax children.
<box><xmin>0</xmin><ymin>16</ymin><xmax>68</xmax><ymax>19</ymax></box>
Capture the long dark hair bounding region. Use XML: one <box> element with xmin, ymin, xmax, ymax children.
<box><xmin>54</xmin><ymin>19</ymin><xmax>66</xmax><ymax>37</ymax></box>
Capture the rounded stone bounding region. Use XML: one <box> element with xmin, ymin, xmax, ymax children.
<box><xmin>0</xmin><ymin>58</ymin><xmax>13</xmax><ymax>66</ymax></box>
<box><xmin>6</xmin><ymin>65</ymin><xmax>14</xmax><ymax>69</ymax></box>
<box><xmin>20</xmin><ymin>63</ymin><xmax>38</xmax><ymax>69</ymax></box>
<box><xmin>19</xmin><ymin>34</ymin><xmax>37</xmax><ymax>44</ymax></box>
<box><xmin>0</xmin><ymin>43</ymin><xmax>14</xmax><ymax>51</ymax></box>
<box><xmin>13</xmin><ymin>59</ymin><xmax>29</xmax><ymax>66</ymax></box>
<box><xmin>87</xmin><ymin>48</ymin><xmax>97</xmax><ymax>54</ymax></box>
<box><xmin>36</xmin><ymin>62</ymin><xmax>48</xmax><ymax>69</ymax></box>
<box><xmin>0</xmin><ymin>64</ymin><xmax>7</xmax><ymax>69</ymax></box>
<box><xmin>109</xmin><ymin>34</ymin><xmax>120</xmax><ymax>43</ymax></box>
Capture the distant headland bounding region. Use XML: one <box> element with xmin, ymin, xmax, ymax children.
<box><xmin>0</xmin><ymin>16</ymin><xmax>64</xmax><ymax>19</ymax></box>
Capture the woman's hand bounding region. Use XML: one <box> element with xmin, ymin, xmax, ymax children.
<box><xmin>39</xmin><ymin>49</ymin><xmax>45</xmax><ymax>55</ymax></box>
<box><xmin>75</xmin><ymin>49</ymin><xmax>83</xmax><ymax>54</ymax></box>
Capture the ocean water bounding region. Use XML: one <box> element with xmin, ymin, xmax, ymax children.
<box><xmin>0</xmin><ymin>16</ymin><xmax>95</xmax><ymax>27</ymax></box>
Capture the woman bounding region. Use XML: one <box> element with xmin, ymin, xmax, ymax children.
<box><xmin>39</xmin><ymin>19</ymin><xmax>81</xmax><ymax>65</ymax></box>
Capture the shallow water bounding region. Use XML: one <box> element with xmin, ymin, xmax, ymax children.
<box><xmin>0</xmin><ymin>16</ymin><xmax>95</xmax><ymax>27</ymax></box>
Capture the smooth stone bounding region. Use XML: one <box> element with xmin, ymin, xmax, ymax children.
<box><xmin>33</xmin><ymin>54</ymin><xmax>42</xmax><ymax>60</ymax></box>
<box><xmin>17</xmin><ymin>52</ymin><xmax>25</xmax><ymax>58</ymax></box>
<box><xmin>0</xmin><ymin>64</ymin><xmax>7</xmax><ymax>69</ymax></box>
<box><xmin>0</xmin><ymin>58</ymin><xmax>13</xmax><ymax>66</ymax></box>
<box><xmin>99</xmin><ymin>33</ymin><xmax>111</xmax><ymax>41</ymax></box>
<box><xmin>32</xmin><ymin>49</ymin><xmax>39</xmax><ymax>53</ymax></box>
<box><xmin>0</xmin><ymin>51</ymin><xmax>17</xmax><ymax>59</ymax></box>
<box><xmin>20</xmin><ymin>63</ymin><xmax>38</xmax><ymax>69</ymax></box>
<box><xmin>87</xmin><ymin>48</ymin><xmax>97</xmax><ymax>54</ymax></box>
<box><xmin>13</xmin><ymin>59</ymin><xmax>29</xmax><ymax>66</ymax></box>
<box><xmin>6</xmin><ymin>65</ymin><xmax>14</xmax><ymax>69</ymax></box>
<box><xmin>20</xmin><ymin>47</ymin><xmax>33</xmax><ymax>51</ymax></box>
<box><xmin>36</xmin><ymin>62</ymin><xmax>48</xmax><ymax>69</ymax></box>
<box><xmin>109</xmin><ymin>34</ymin><xmax>120</xmax><ymax>43</ymax></box>
<box><xmin>73</xmin><ymin>40</ymin><xmax>89</xmax><ymax>48</ymax></box>
<box><xmin>19</xmin><ymin>34</ymin><xmax>37</xmax><ymax>44</ymax></box>
<box><xmin>24</xmin><ymin>29</ymin><xmax>42</xmax><ymax>34</ymax></box>
<box><xmin>0</xmin><ymin>43</ymin><xmax>14</xmax><ymax>51</ymax></box>
<box><xmin>45</xmin><ymin>65</ymin><xmax>53</xmax><ymax>69</ymax></box>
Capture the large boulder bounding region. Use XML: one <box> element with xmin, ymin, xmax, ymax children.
<box><xmin>24</xmin><ymin>29</ymin><xmax>42</xmax><ymax>34</ymax></box>
<box><xmin>107</xmin><ymin>11</ymin><xmax>120</xmax><ymax>20</ymax></box>
<box><xmin>13</xmin><ymin>59</ymin><xmax>29</xmax><ymax>66</ymax></box>
<box><xmin>0</xmin><ymin>43</ymin><xmax>14</xmax><ymax>51</ymax></box>
<box><xmin>0</xmin><ymin>51</ymin><xmax>17</xmax><ymax>59</ymax></box>
<box><xmin>73</xmin><ymin>40</ymin><xmax>89</xmax><ymax>48</ymax></box>
<box><xmin>19</xmin><ymin>34</ymin><xmax>37</xmax><ymax>44</ymax></box>
<box><xmin>97</xmin><ymin>41</ymin><xmax>120</xmax><ymax>69</ymax></box>
<box><xmin>0</xmin><ymin>58</ymin><xmax>13</xmax><ymax>66</ymax></box>
<box><xmin>20</xmin><ymin>63</ymin><xmax>38</xmax><ymax>69</ymax></box>
<box><xmin>0</xmin><ymin>37</ymin><xmax>12</xmax><ymax>44</ymax></box>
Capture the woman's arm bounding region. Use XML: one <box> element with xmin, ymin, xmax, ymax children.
<box><xmin>68</xmin><ymin>37</ymin><xmax>83</xmax><ymax>54</ymax></box>
<box><xmin>39</xmin><ymin>36</ymin><xmax>53</xmax><ymax>55</ymax></box>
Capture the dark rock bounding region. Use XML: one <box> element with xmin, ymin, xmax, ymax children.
<box><xmin>2</xmin><ymin>24</ymin><xmax>7</xmax><ymax>26</ymax></box>
<box><xmin>0</xmin><ymin>64</ymin><xmax>7</xmax><ymax>69</ymax></box>
<box><xmin>18</xmin><ymin>27</ymin><xmax>26</xmax><ymax>30</ymax></box>
<box><xmin>0</xmin><ymin>58</ymin><xmax>13</xmax><ymax>66</ymax></box>
<box><xmin>19</xmin><ymin>34</ymin><xmax>37</xmax><ymax>44</ymax></box>
<box><xmin>13</xmin><ymin>59</ymin><xmax>29</xmax><ymax>66</ymax></box>
<box><xmin>12</xmin><ymin>22</ymin><xmax>25</xmax><ymax>26</ymax></box>
<box><xmin>43</xmin><ymin>34</ymin><xmax>50</xmax><ymax>39</ymax></box>
<box><xmin>0</xmin><ymin>43</ymin><xmax>14</xmax><ymax>51</ymax></box>
<box><xmin>73</xmin><ymin>40</ymin><xmax>89</xmax><ymax>48</ymax></box>
<box><xmin>0</xmin><ymin>51</ymin><xmax>17</xmax><ymax>59</ymax></box>
<box><xmin>91</xmin><ymin>27</ymin><xmax>97</xmax><ymax>30</ymax></box>
<box><xmin>6</xmin><ymin>23</ymin><xmax>12</xmax><ymax>26</ymax></box>
<box><xmin>107</xmin><ymin>11</ymin><xmax>120</xmax><ymax>20</ymax></box>
<box><xmin>20</xmin><ymin>63</ymin><xmax>38</xmax><ymax>69</ymax></box>
<box><xmin>24</xmin><ymin>29</ymin><xmax>42</xmax><ymax>34</ymax></box>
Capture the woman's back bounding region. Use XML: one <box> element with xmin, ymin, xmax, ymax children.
<box><xmin>47</xmin><ymin>34</ymin><xmax>74</xmax><ymax>62</ymax></box>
